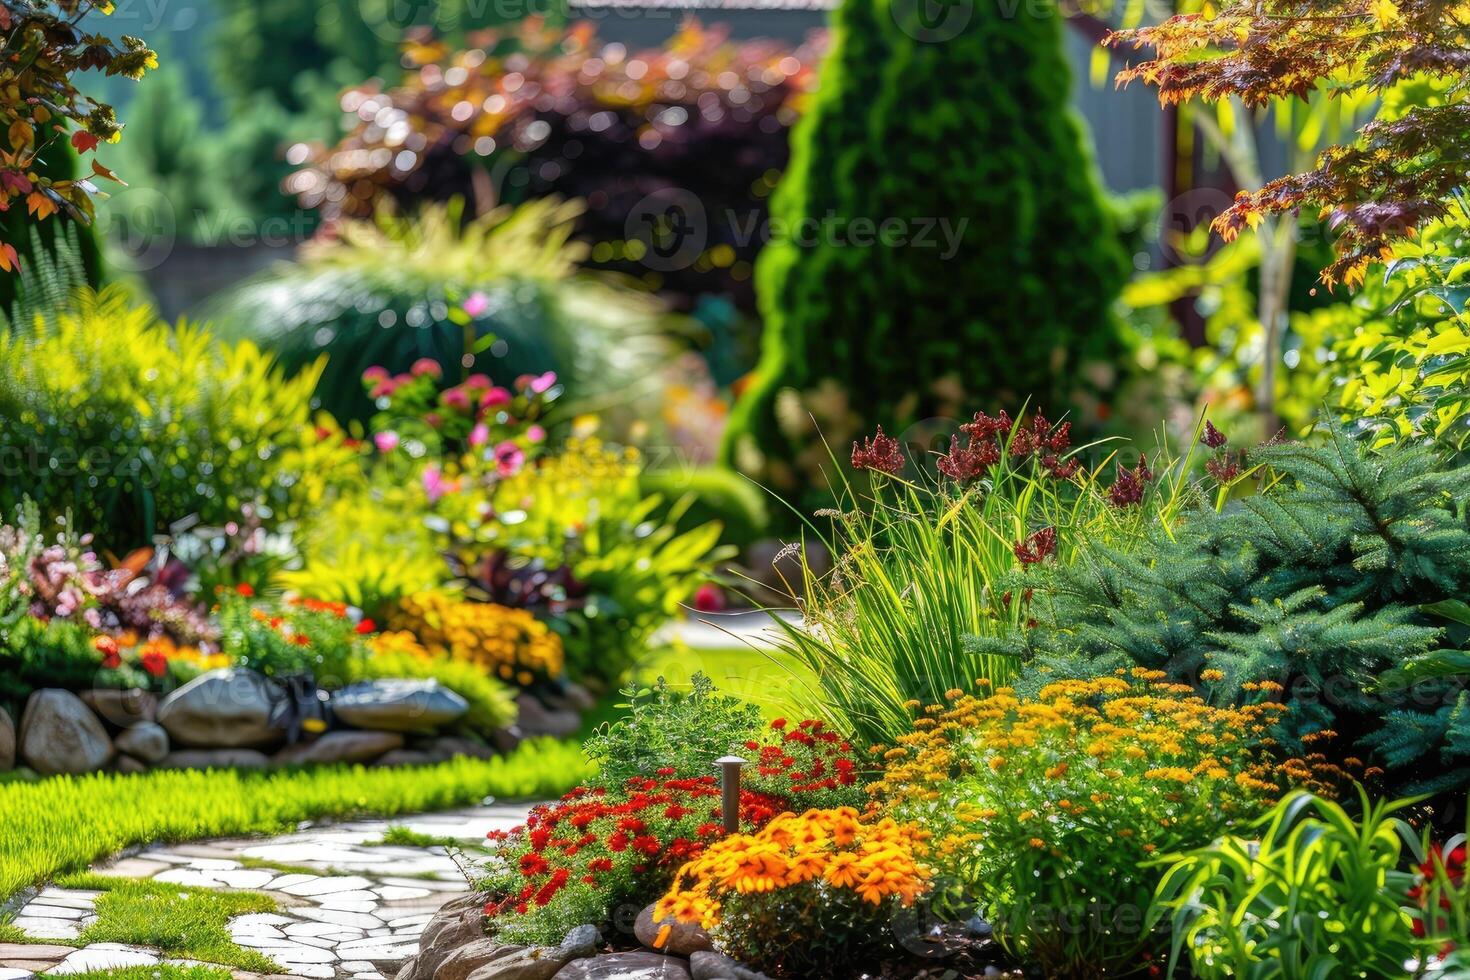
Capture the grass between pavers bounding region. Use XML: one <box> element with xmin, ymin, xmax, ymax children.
<box><xmin>370</xmin><ymin>825</ymin><xmax>466</xmax><ymax>849</ymax></box>
<box><xmin>55</xmin><ymin>873</ymin><xmax>282</xmax><ymax>973</ymax></box>
<box><xmin>44</xmin><ymin>967</ymin><xmax>233</xmax><ymax>980</ymax></box>
<box><xmin>0</xmin><ymin>737</ymin><xmax>592</xmax><ymax>903</ymax></box>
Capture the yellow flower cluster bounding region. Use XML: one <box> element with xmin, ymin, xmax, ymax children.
<box><xmin>390</xmin><ymin>591</ymin><xmax>564</xmax><ymax>685</ymax></box>
<box><xmin>657</xmin><ymin>808</ymin><xmax>931</xmax><ymax>931</ymax></box>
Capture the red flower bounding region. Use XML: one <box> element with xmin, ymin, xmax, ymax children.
<box><xmin>1202</xmin><ymin>419</ymin><xmax>1228</xmax><ymax>449</ymax></box>
<box><xmin>850</xmin><ymin>426</ymin><xmax>905</xmax><ymax>475</ymax></box>
<box><xmin>770</xmin><ymin>718</ymin><xmax>787</xmax><ymax>730</ymax></box>
<box><xmin>235</xmin><ymin>583</ymin><xmax>255</xmax><ymax>597</ymax></box>
<box><xmin>355</xmin><ymin>618</ymin><xmax>377</xmax><ymax>635</ymax></box>
<box><xmin>93</xmin><ymin>635</ymin><xmax>121</xmax><ymax>669</ymax></box>
<box><xmin>1014</xmin><ymin>527</ymin><xmax>1057</xmax><ymax>565</ymax></box>
<box><xmin>139</xmin><ymin>649</ymin><xmax>168</xmax><ymax>679</ymax></box>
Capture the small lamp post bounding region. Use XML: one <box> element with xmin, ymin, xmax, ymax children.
<box><xmin>715</xmin><ymin>755</ymin><xmax>746</xmax><ymax>833</ymax></box>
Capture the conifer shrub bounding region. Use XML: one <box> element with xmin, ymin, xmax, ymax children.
<box><xmin>984</xmin><ymin>430</ymin><xmax>1470</xmax><ymax>795</ymax></box>
<box><xmin>721</xmin><ymin>0</ymin><xmax>1130</xmax><ymax>514</ymax></box>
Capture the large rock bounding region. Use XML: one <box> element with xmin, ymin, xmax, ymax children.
<box><xmin>634</xmin><ymin>904</ymin><xmax>712</xmax><ymax>956</ymax></box>
<box><xmin>332</xmin><ymin>679</ymin><xmax>468</xmax><ymax>733</ymax></box>
<box><xmin>115</xmin><ymin>721</ymin><xmax>170</xmax><ymax>763</ymax></box>
<box><xmin>273</xmin><ymin>730</ymin><xmax>404</xmax><ymax>766</ymax></box>
<box><xmin>688</xmin><ymin>952</ymin><xmax>772</xmax><ymax>980</ymax></box>
<box><xmin>397</xmin><ymin>895</ymin><xmax>486</xmax><ymax>980</ymax></box>
<box><xmin>553</xmin><ymin>953</ymin><xmax>691</xmax><ymax>980</ymax></box>
<box><xmin>513</xmin><ymin>694</ymin><xmax>581</xmax><ymax>739</ymax></box>
<box><xmin>158</xmin><ymin>748</ymin><xmax>271</xmax><ymax>770</ymax></box>
<box><xmin>81</xmin><ymin>688</ymin><xmax>157</xmax><ymax>727</ymax></box>
<box><xmin>157</xmin><ymin>669</ymin><xmax>282</xmax><ymax>748</ymax></box>
<box><xmin>375</xmin><ymin>748</ymin><xmax>438</xmax><ymax>768</ymax></box>
<box><xmin>113</xmin><ymin>754</ymin><xmax>148</xmax><ymax>775</ymax></box>
<box><xmin>421</xmin><ymin>735</ymin><xmax>497</xmax><ymax>761</ymax></box>
<box><xmin>18</xmin><ymin>689</ymin><xmax>113</xmax><ymax>775</ymax></box>
<box><xmin>434</xmin><ymin>939</ymin><xmax>529</xmax><ymax>980</ymax></box>
<box><xmin>0</xmin><ymin>706</ymin><xmax>13</xmax><ymax>771</ymax></box>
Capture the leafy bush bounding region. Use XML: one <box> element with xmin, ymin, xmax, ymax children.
<box><xmin>390</xmin><ymin>591</ymin><xmax>565</xmax><ymax>686</ymax></box>
<box><xmin>871</xmin><ymin>674</ymin><xmax>1287</xmax><ymax>975</ymax></box>
<box><xmin>770</xmin><ymin>411</ymin><xmax>1201</xmax><ymax>749</ymax></box>
<box><xmin>638</xmin><ymin>466</ymin><xmax>770</xmax><ymax>550</ymax></box>
<box><xmin>1152</xmin><ymin>789</ymin><xmax>1422</xmax><ymax>978</ymax></box>
<box><xmin>206</xmin><ymin>200</ymin><xmax>679</xmax><ymax>424</ymax></box>
<box><xmin>582</xmin><ymin>672</ymin><xmax>763</xmax><ymax>787</ymax></box>
<box><xmin>0</xmin><ymin>289</ymin><xmax>358</xmax><ymax>547</ymax></box>
<box><xmin>722</xmin><ymin>0</ymin><xmax>1129</xmax><ymax>516</ymax></box>
<box><xmin>214</xmin><ymin>590</ymin><xmax>366</xmax><ymax>684</ymax></box>
<box><xmin>293</xmin><ymin>19</ymin><xmax>821</xmax><ymax>316</ymax></box>
<box><xmin>992</xmin><ymin>431</ymin><xmax>1470</xmax><ymax>796</ymax></box>
<box><xmin>658</xmin><ymin>808</ymin><xmax>930</xmax><ymax>977</ymax></box>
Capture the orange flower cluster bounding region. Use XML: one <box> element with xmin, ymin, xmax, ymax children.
<box><xmin>391</xmin><ymin>591</ymin><xmax>564</xmax><ymax>684</ymax></box>
<box><xmin>657</xmin><ymin>807</ymin><xmax>929</xmax><ymax>931</ymax></box>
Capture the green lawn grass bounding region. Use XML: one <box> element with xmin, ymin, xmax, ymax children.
<box><xmin>48</xmin><ymin>966</ymin><xmax>232</xmax><ymax>980</ymax></box>
<box><xmin>627</xmin><ymin>644</ymin><xmax>817</xmax><ymax>718</ymax></box>
<box><xmin>0</xmin><ymin>737</ymin><xmax>591</xmax><ymax>903</ymax></box>
<box><xmin>59</xmin><ymin>873</ymin><xmax>282</xmax><ymax>973</ymax></box>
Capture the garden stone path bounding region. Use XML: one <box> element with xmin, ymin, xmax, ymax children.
<box><xmin>0</xmin><ymin>803</ymin><xmax>535</xmax><ymax>980</ymax></box>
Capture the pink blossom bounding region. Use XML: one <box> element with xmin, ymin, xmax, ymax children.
<box><xmin>411</xmin><ymin>358</ymin><xmax>443</xmax><ymax>379</ymax></box>
<box><xmin>370</xmin><ymin>379</ymin><xmax>399</xmax><ymax>398</ymax></box>
<box><xmin>692</xmin><ymin>583</ymin><xmax>726</xmax><ymax>613</ymax></box>
<box><xmin>442</xmin><ymin>387</ymin><xmax>471</xmax><ymax>410</ymax></box>
<box><xmin>374</xmin><ymin>431</ymin><xmax>400</xmax><ymax>453</ymax></box>
<box><xmin>482</xmin><ymin>387</ymin><xmax>512</xmax><ymax>408</ymax></box>
<box><xmin>526</xmin><ymin>424</ymin><xmax>546</xmax><ymax>443</ymax></box>
<box><xmin>463</xmin><ymin>291</ymin><xmax>490</xmax><ymax>317</ymax></box>
<box><xmin>362</xmin><ymin>366</ymin><xmax>390</xmax><ymax>383</ymax></box>
<box><xmin>465</xmin><ymin>373</ymin><xmax>492</xmax><ymax>390</ymax></box>
<box><xmin>469</xmin><ymin>423</ymin><xmax>490</xmax><ymax>448</ymax></box>
<box><xmin>422</xmin><ymin>465</ymin><xmax>449</xmax><ymax>504</ymax></box>
<box><xmin>529</xmin><ymin>371</ymin><xmax>558</xmax><ymax>394</ymax></box>
<box><xmin>494</xmin><ymin>441</ymin><xmax>526</xmax><ymax>477</ymax></box>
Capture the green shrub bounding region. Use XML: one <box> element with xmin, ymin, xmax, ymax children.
<box><xmin>638</xmin><ymin>466</ymin><xmax>769</xmax><ymax>549</ymax></box>
<box><xmin>721</xmin><ymin>0</ymin><xmax>1129</xmax><ymax>517</ymax></box>
<box><xmin>0</xmin><ymin>739</ymin><xmax>591</xmax><ymax>902</ymax></box>
<box><xmin>205</xmin><ymin>199</ymin><xmax>679</xmax><ymax>424</ymax></box>
<box><xmin>992</xmin><ymin>431</ymin><xmax>1470</xmax><ymax>796</ymax></box>
<box><xmin>1152</xmin><ymin>789</ymin><xmax>1421</xmax><ymax>978</ymax></box>
<box><xmin>582</xmin><ymin>672</ymin><xmax>763</xmax><ymax>787</ymax></box>
<box><xmin>0</xmin><ymin>288</ymin><xmax>359</xmax><ymax>548</ymax></box>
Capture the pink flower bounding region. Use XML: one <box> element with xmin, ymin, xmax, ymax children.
<box><xmin>482</xmin><ymin>387</ymin><xmax>512</xmax><ymax>408</ymax></box>
<box><xmin>422</xmin><ymin>465</ymin><xmax>449</xmax><ymax>504</ymax></box>
<box><xmin>465</xmin><ymin>373</ymin><xmax>492</xmax><ymax>390</ymax></box>
<box><xmin>374</xmin><ymin>431</ymin><xmax>400</xmax><ymax>453</ymax></box>
<box><xmin>529</xmin><ymin>371</ymin><xmax>558</xmax><ymax>394</ymax></box>
<box><xmin>442</xmin><ymin>387</ymin><xmax>471</xmax><ymax>410</ymax></box>
<box><xmin>463</xmin><ymin>291</ymin><xmax>490</xmax><ymax>317</ymax></box>
<box><xmin>692</xmin><ymin>583</ymin><xmax>726</xmax><ymax>613</ymax></box>
<box><xmin>411</xmin><ymin>358</ymin><xmax>442</xmax><ymax>379</ymax></box>
<box><xmin>526</xmin><ymin>424</ymin><xmax>546</xmax><ymax>444</ymax></box>
<box><xmin>494</xmin><ymin>441</ymin><xmax>525</xmax><ymax>477</ymax></box>
<box><xmin>469</xmin><ymin>423</ymin><xmax>490</xmax><ymax>447</ymax></box>
<box><xmin>362</xmin><ymin>366</ymin><xmax>390</xmax><ymax>383</ymax></box>
<box><xmin>370</xmin><ymin>379</ymin><xmax>399</xmax><ymax>399</ymax></box>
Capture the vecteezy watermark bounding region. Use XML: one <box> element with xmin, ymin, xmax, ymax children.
<box><xmin>96</xmin><ymin>187</ymin><xmax>317</xmax><ymax>273</ymax></box>
<box><xmin>623</xmin><ymin>190</ymin><xmax>970</xmax><ymax>271</ymax></box>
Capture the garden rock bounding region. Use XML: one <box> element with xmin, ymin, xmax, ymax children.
<box><xmin>81</xmin><ymin>688</ymin><xmax>157</xmax><ymax>727</ymax></box>
<box><xmin>113</xmin><ymin>754</ymin><xmax>148</xmax><ymax>774</ymax></box>
<box><xmin>635</xmin><ymin>903</ymin><xmax>713</xmax><ymax>956</ymax></box>
<box><xmin>19</xmin><ymin>689</ymin><xmax>114</xmax><ymax>775</ymax></box>
<box><xmin>557</xmin><ymin>925</ymin><xmax>600</xmax><ymax>962</ymax></box>
<box><xmin>158</xmin><ymin>748</ymin><xmax>270</xmax><ymax>770</ymax></box>
<box><xmin>157</xmin><ymin>669</ymin><xmax>282</xmax><ymax>748</ymax></box>
<box><xmin>398</xmin><ymin>895</ymin><xmax>485</xmax><ymax>980</ymax></box>
<box><xmin>375</xmin><ymin>748</ymin><xmax>438</xmax><ymax>767</ymax></box>
<box><xmin>553</xmin><ymin>952</ymin><xmax>691</xmax><ymax>980</ymax></box>
<box><xmin>432</xmin><ymin>939</ymin><xmax>531</xmax><ymax>980</ymax></box>
<box><xmin>513</xmin><ymin>694</ymin><xmax>581</xmax><ymax>738</ymax></box>
<box><xmin>114</xmin><ymin>721</ymin><xmax>169</xmax><ymax>763</ymax></box>
<box><xmin>332</xmin><ymin>679</ymin><xmax>468</xmax><ymax>733</ymax></box>
<box><xmin>0</xmin><ymin>706</ymin><xmax>13</xmax><ymax>771</ymax></box>
<box><xmin>273</xmin><ymin>730</ymin><xmax>404</xmax><ymax>766</ymax></box>
<box><xmin>688</xmin><ymin>952</ymin><xmax>773</xmax><ymax>980</ymax></box>
<box><xmin>463</xmin><ymin>946</ymin><xmax>574</xmax><ymax>980</ymax></box>
<box><xmin>422</xmin><ymin>735</ymin><xmax>497</xmax><ymax>761</ymax></box>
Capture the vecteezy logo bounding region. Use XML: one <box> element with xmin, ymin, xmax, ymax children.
<box><xmin>361</xmin><ymin>0</ymin><xmax>439</xmax><ymax>41</ymax></box>
<box><xmin>890</xmin><ymin>0</ymin><xmax>974</xmax><ymax>43</ymax></box>
<box><xmin>624</xmin><ymin>188</ymin><xmax>707</xmax><ymax>272</ymax></box>
<box><xmin>96</xmin><ymin>185</ymin><xmax>177</xmax><ymax>273</ymax></box>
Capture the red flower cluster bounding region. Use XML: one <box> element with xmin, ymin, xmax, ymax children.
<box><xmin>742</xmin><ymin>718</ymin><xmax>865</xmax><ymax>808</ymax></box>
<box><xmin>1014</xmin><ymin>527</ymin><xmax>1057</xmax><ymax>565</ymax></box>
<box><xmin>1410</xmin><ymin>841</ymin><xmax>1466</xmax><ymax>949</ymax></box>
<box><xmin>1201</xmin><ymin>421</ymin><xmax>1246</xmax><ymax>484</ymax></box>
<box><xmin>939</xmin><ymin>410</ymin><xmax>1078</xmax><ymax>483</ymax></box>
<box><xmin>1107</xmin><ymin>454</ymin><xmax>1155</xmax><ymax>508</ymax></box>
<box><xmin>851</xmin><ymin>426</ymin><xmax>905</xmax><ymax>476</ymax></box>
<box><xmin>483</xmin><ymin>776</ymin><xmax>789</xmax><ymax>922</ymax></box>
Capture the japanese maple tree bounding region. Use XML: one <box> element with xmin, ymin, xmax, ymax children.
<box><xmin>1</xmin><ymin>0</ymin><xmax>154</xmax><ymax>271</ymax></box>
<box><xmin>1108</xmin><ymin>0</ymin><xmax>1470</xmax><ymax>288</ymax></box>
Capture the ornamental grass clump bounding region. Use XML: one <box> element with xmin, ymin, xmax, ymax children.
<box><xmin>658</xmin><ymin>808</ymin><xmax>931</xmax><ymax>978</ymax></box>
<box><xmin>871</xmin><ymin>671</ymin><xmax>1290</xmax><ymax>977</ymax></box>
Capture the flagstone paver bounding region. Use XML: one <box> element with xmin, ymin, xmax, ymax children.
<box><xmin>0</xmin><ymin>804</ymin><xmax>535</xmax><ymax>980</ymax></box>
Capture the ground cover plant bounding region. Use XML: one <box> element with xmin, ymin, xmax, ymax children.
<box><xmin>0</xmin><ymin>739</ymin><xmax>590</xmax><ymax>902</ymax></box>
<box><xmin>60</xmin><ymin>873</ymin><xmax>282</xmax><ymax>973</ymax></box>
